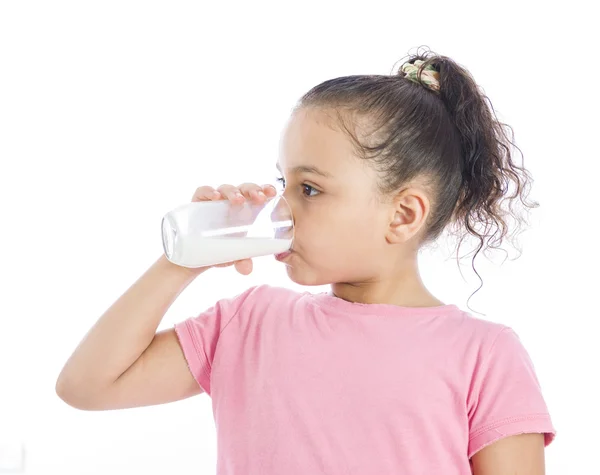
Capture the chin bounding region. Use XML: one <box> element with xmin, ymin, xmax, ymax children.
<box><xmin>284</xmin><ymin>263</ymin><xmax>337</xmax><ymax>287</ymax></box>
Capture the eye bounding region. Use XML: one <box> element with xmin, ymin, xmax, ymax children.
<box><xmin>275</xmin><ymin>176</ymin><xmax>320</xmax><ymax>198</ymax></box>
<box><xmin>302</xmin><ymin>184</ymin><xmax>320</xmax><ymax>197</ymax></box>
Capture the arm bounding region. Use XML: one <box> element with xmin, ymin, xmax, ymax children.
<box><xmin>56</xmin><ymin>183</ymin><xmax>271</xmax><ymax>410</ymax></box>
<box><xmin>471</xmin><ymin>433</ymin><xmax>546</xmax><ymax>475</ymax></box>
<box><xmin>467</xmin><ymin>327</ymin><xmax>556</xmax><ymax>470</ymax></box>
<box><xmin>55</xmin><ymin>254</ymin><xmax>208</xmax><ymax>410</ymax></box>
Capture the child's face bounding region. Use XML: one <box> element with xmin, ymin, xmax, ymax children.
<box><xmin>276</xmin><ymin>107</ymin><xmax>402</xmax><ymax>286</ymax></box>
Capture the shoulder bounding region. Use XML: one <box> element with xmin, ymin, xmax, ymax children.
<box><xmin>444</xmin><ymin>310</ymin><xmax>540</xmax><ymax>382</ymax></box>
<box><xmin>445</xmin><ymin>308</ymin><xmax>512</xmax><ymax>355</ymax></box>
<box><xmin>223</xmin><ymin>283</ymin><xmax>312</xmax><ymax>321</ymax></box>
<box><xmin>458</xmin><ymin>313</ymin><xmax>544</xmax><ymax>403</ymax></box>
<box><xmin>249</xmin><ymin>283</ymin><xmax>313</xmax><ymax>309</ymax></box>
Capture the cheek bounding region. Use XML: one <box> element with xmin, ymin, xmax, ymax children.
<box><xmin>304</xmin><ymin>203</ymin><xmax>382</xmax><ymax>249</ymax></box>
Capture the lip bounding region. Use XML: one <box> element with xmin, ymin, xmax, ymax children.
<box><xmin>275</xmin><ymin>250</ymin><xmax>293</xmax><ymax>261</ymax></box>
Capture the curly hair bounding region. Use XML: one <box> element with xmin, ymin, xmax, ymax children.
<box><xmin>294</xmin><ymin>46</ymin><xmax>539</xmax><ymax>312</ymax></box>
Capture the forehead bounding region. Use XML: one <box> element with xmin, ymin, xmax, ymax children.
<box><xmin>278</xmin><ymin>107</ymin><xmax>359</xmax><ymax>174</ymax></box>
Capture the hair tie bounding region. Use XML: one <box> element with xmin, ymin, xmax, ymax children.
<box><xmin>400</xmin><ymin>60</ymin><xmax>440</xmax><ymax>93</ymax></box>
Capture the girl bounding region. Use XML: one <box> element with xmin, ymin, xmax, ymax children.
<box><xmin>56</xmin><ymin>47</ymin><xmax>556</xmax><ymax>474</ymax></box>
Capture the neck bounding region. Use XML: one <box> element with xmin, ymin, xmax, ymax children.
<box><xmin>330</xmin><ymin>256</ymin><xmax>445</xmax><ymax>308</ymax></box>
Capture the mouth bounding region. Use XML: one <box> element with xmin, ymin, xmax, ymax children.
<box><xmin>275</xmin><ymin>250</ymin><xmax>293</xmax><ymax>261</ymax></box>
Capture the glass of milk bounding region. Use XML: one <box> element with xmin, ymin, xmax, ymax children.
<box><xmin>161</xmin><ymin>194</ymin><xmax>294</xmax><ymax>268</ymax></box>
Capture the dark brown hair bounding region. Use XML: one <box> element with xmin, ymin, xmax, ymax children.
<box><xmin>295</xmin><ymin>46</ymin><xmax>539</xmax><ymax>312</ymax></box>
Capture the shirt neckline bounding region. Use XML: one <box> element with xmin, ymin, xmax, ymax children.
<box><xmin>309</xmin><ymin>291</ymin><xmax>461</xmax><ymax>317</ymax></box>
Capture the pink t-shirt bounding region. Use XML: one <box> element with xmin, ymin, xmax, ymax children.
<box><xmin>174</xmin><ymin>284</ymin><xmax>556</xmax><ymax>474</ymax></box>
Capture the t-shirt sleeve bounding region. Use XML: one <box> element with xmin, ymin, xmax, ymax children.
<box><xmin>173</xmin><ymin>285</ymin><xmax>258</xmax><ymax>396</ymax></box>
<box><xmin>467</xmin><ymin>326</ymin><xmax>557</xmax><ymax>458</ymax></box>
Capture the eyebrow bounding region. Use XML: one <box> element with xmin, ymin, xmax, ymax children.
<box><xmin>276</xmin><ymin>163</ymin><xmax>333</xmax><ymax>178</ymax></box>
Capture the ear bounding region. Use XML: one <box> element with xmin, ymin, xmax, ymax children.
<box><xmin>385</xmin><ymin>187</ymin><xmax>430</xmax><ymax>244</ymax></box>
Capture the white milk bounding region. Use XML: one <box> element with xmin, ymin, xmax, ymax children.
<box><xmin>169</xmin><ymin>236</ymin><xmax>292</xmax><ymax>268</ymax></box>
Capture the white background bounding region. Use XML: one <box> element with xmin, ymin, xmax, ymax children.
<box><xmin>1</xmin><ymin>1</ymin><xmax>598</xmax><ymax>473</ymax></box>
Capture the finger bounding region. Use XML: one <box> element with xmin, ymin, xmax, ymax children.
<box><xmin>238</xmin><ymin>183</ymin><xmax>267</xmax><ymax>203</ymax></box>
<box><xmin>191</xmin><ymin>185</ymin><xmax>221</xmax><ymax>202</ymax></box>
<box><xmin>235</xmin><ymin>259</ymin><xmax>253</xmax><ymax>275</ymax></box>
<box><xmin>261</xmin><ymin>184</ymin><xmax>278</xmax><ymax>197</ymax></box>
<box><xmin>216</xmin><ymin>184</ymin><xmax>245</xmax><ymax>203</ymax></box>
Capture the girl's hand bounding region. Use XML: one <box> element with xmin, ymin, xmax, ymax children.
<box><xmin>190</xmin><ymin>183</ymin><xmax>278</xmax><ymax>275</ymax></box>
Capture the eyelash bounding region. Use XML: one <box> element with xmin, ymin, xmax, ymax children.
<box><xmin>275</xmin><ymin>176</ymin><xmax>320</xmax><ymax>198</ymax></box>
